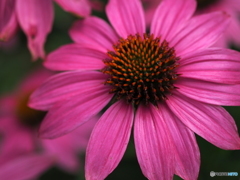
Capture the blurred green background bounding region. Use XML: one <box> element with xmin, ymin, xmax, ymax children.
<box><xmin>0</xmin><ymin>1</ymin><xmax>239</xmax><ymax>180</ymax></box>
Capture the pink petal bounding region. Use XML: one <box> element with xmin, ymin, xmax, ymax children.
<box><xmin>0</xmin><ymin>130</ymin><xmax>34</xmax><ymax>163</ymax></box>
<box><xmin>178</xmin><ymin>48</ymin><xmax>240</xmax><ymax>84</ymax></box>
<box><xmin>158</xmin><ymin>104</ymin><xmax>200</xmax><ymax>180</ymax></box>
<box><xmin>39</xmin><ymin>82</ymin><xmax>113</xmax><ymax>138</ymax></box>
<box><xmin>42</xmin><ymin>137</ymin><xmax>79</xmax><ymax>172</ymax></box>
<box><xmin>106</xmin><ymin>0</ymin><xmax>145</xmax><ymax>38</ymax></box>
<box><xmin>17</xmin><ymin>67</ymin><xmax>53</xmax><ymax>93</ymax></box>
<box><xmin>0</xmin><ymin>154</ymin><xmax>54</xmax><ymax>180</ymax></box>
<box><xmin>70</xmin><ymin>116</ymin><xmax>97</xmax><ymax>145</ymax></box>
<box><xmin>85</xmin><ymin>100</ymin><xmax>134</xmax><ymax>180</ymax></box>
<box><xmin>170</xmin><ymin>11</ymin><xmax>230</xmax><ymax>56</ymax></box>
<box><xmin>143</xmin><ymin>0</ymin><xmax>160</xmax><ymax>26</ymax></box>
<box><xmin>167</xmin><ymin>93</ymin><xmax>240</xmax><ymax>150</ymax></box>
<box><xmin>228</xmin><ymin>15</ymin><xmax>240</xmax><ymax>45</ymax></box>
<box><xmin>175</xmin><ymin>78</ymin><xmax>240</xmax><ymax>106</ymax></box>
<box><xmin>45</xmin><ymin>44</ymin><xmax>106</xmax><ymax>71</ymax></box>
<box><xmin>0</xmin><ymin>0</ymin><xmax>18</xmax><ymax>41</ymax></box>
<box><xmin>89</xmin><ymin>0</ymin><xmax>104</xmax><ymax>11</ymax></box>
<box><xmin>134</xmin><ymin>104</ymin><xmax>174</xmax><ymax>180</ymax></box>
<box><xmin>151</xmin><ymin>0</ymin><xmax>196</xmax><ymax>42</ymax></box>
<box><xmin>0</xmin><ymin>96</ymin><xmax>17</xmax><ymax>122</ymax></box>
<box><xmin>0</xmin><ymin>107</ymin><xmax>35</xmax><ymax>162</ymax></box>
<box><xmin>42</xmin><ymin>117</ymin><xmax>97</xmax><ymax>172</ymax></box>
<box><xmin>16</xmin><ymin>0</ymin><xmax>54</xmax><ymax>60</ymax></box>
<box><xmin>29</xmin><ymin>71</ymin><xmax>108</xmax><ymax>110</ymax></box>
<box><xmin>54</xmin><ymin>0</ymin><xmax>91</xmax><ymax>17</ymax></box>
<box><xmin>69</xmin><ymin>16</ymin><xmax>118</xmax><ymax>52</ymax></box>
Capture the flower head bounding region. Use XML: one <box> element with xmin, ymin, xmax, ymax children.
<box><xmin>101</xmin><ymin>33</ymin><xmax>179</xmax><ymax>106</ymax></box>
<box><xmin>0</xmin><ymin>68</ymin><xmax>95</xmax><ymax>180</ymax></box>
<box><xmin>30</xmin><ymin>0</ymin><xmax>240</xmax><ymax>179</ymax></box>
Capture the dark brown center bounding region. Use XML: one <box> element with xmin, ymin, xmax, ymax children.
<box><xmin>197</xmin><ymin>0</ymin><xmax>220</xmax><ymax>10</ymax></box>
<box><xmin>102</xmin><ymin>33</ymin><xmax>179</xmax><ymax>106</ymax></box>
<box><xmin>16</xmin><ymin>93</ymin><xmax>46</xmax><ymax>127</ymax></box>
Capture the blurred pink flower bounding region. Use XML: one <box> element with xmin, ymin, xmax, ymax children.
<box><xmin>142</xmin><ymin>0</ymin><xmax>240</xmax><ymax>47</ymax></box>
<box><xmin>30</xmin><ymin>0</ymin><xmax>240</xmax><ymax>179</ymax></box>
<box><xmin>0</xmin><ymin>0</ymin><xmax>95</xmax><ymax>60</ymax></box>
<box><xmin>0</xmin><ymin>67</ymin><xmax>95</xmax><ymax>180</ymax></box>
<box><xmin>54</xmin><ymin>0</ymin><xmax>98</xmax><ymax>17</ymax></box>
<box><xmin>195</xmin><ymin>0</ymin><xmax>240</xmax><ymax>47</ymax></box>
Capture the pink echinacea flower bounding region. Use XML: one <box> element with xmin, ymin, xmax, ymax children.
<box><xmin>0</xmin><ymin>68</ymin><xmax>95</xmax><ymax>180</ymax></box>
<box><xmin>30</xmin><ymin>0</ymin><xmax>240</xmax><ymax>179</ymax></box>
<box><xmin>195</xmin><ymin>0</ymin><xmax>240</xmax><ymax>47</ymax></box>
<box><xmin>0</xmin><ymin>0</ymin><xmax>95</xmax><ymax>60</ymax></box>
<box><xmin>143</xmin><ymin>0</ymin><xmax>240</xmax><ymax>47</ymax></box>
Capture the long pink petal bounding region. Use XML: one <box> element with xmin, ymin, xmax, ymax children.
<box><xmin>29</xmin><ymin>71</ymin><xmax>108</xmax><ymax>110</ymax></box>
<box><xmin>0</xmin><ymin>0</ymin><xmax>18</xmax><ymax>41</ymax></box>
<box><xmin>54</xmin><ymin>0</ymin><xmax>91</xmax><ymax>17</ymax></box>
<box><xmin>85</xmin><ymin>100</ymin><xmax>134</xmax><ymax>180</ymax></box>
<box><xmin>0</xmin><ymin>154</ymin><xmax>54</xmax><ymax>180</ymax></box>
<box><xmin>39</xmin><ymin>83</ymin><xmax>113</xmax><ymax>138</ymax></box>
<box><xmin>134</xmin><ymin>104</ymin><xmax>174</xmax><ymax>180</ymax></box>
<box><xmin>175</xmin><ymin>78</ymin><xmax>240</xmax><ymax>106</ymax></box>
<box><xmin>151</xmin><ymin>0</ymin><xmax>196</xmax><ymax>42</ymax></box>
<box><xmin>171</xmin><ymin>11</ymin><xmax>230</xmax><ymax>56</ymax></box>
<box><xmin>178</xmin><ymin>48</ymin><xmax>240</xmax><ymax>84</ymax></box>
<box><xmin>158</xmin><ymin>104</ymin><xmax>200</xmax><ymax>180</ymax></box>
<box><xmin>167</xmin><ymin>93</ymin><xmax>240</xmax><ymax>150</ymax></box>
<box><xmin>69</xmin><ymin>16</ymin><xmax>118</xmax><ymax>52</ymax></box>
<box><xmin>16</xmin><ymin>0</ymin><xmax>54</xmax><ymax>60</ymax></box>
<box><xmin>106</xmin><ymin>0</ymin><xmax>145</xmax><ymax>38</ymax></box>
<box><xmin>45</xmin><ymin>44</ymin><xmax>106</xmax><ymax>71</ymax></box>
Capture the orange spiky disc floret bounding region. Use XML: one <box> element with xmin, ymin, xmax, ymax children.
<box><xmin>102</xmin><ymin>33</ymin><xmax>180</xmax><ymax>106</ymax></box>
